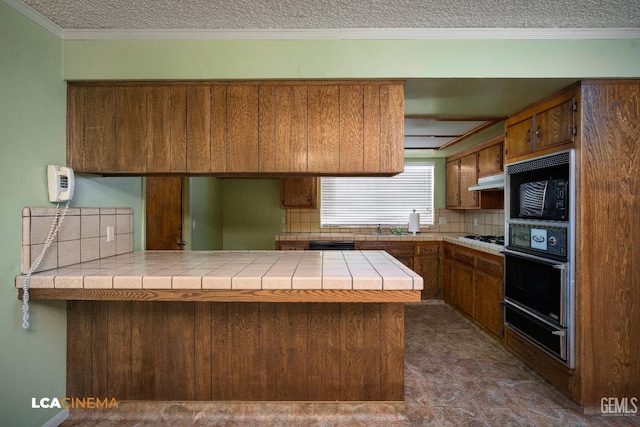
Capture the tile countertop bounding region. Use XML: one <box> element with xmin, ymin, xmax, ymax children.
<box><xmin>276</xmin><ymin>233</ymin><xmax>504</xmax><ymax>257</ymax></box>
<box><xmin>17</xmin><ymin>250</ymin><xmax>423</xmax><ymax>292</ymax></box>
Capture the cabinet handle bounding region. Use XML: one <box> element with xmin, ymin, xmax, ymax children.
<box><xmin>526</xmin><ymin>128</ymin><xmax>531</xmax><ymax>143</ymax></box>
<box><xmin>535</xmin><ymin>126</ymin><xmax>541</xmax><ymax>140</ymax></box>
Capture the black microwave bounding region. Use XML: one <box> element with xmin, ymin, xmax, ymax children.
<box><xmin>519</xmin><ymin>179</ymin><xmax>568</xmax><ymax>220</ymax></box>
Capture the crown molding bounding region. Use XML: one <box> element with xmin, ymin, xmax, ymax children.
<box><xmin>62</xmin><ymin>27</ymin><xmax>640</xmax><ymax>41</ymax></box>
<box><xmin>5</xmin><ymin>0</ymin><xmax>640</xmax><ymax>41</ymax></box>
<box><xmin>4</xmin><ymin>0</ymin><xmax>63</xmax><ymax>38</ymax></box>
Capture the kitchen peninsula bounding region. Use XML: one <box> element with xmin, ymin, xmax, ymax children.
<box><xmin>18</xmin><ymin>249</ymin><xmax>421</xmax><ymax>402</ymax></box>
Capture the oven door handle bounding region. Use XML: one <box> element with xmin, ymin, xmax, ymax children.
<box><xmin>503</xmin><ymin>248</ymin><xmax>567</xmax><ymax>266</ymax></box>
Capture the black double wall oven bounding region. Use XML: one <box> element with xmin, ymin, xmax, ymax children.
<box><xmin>504</xmin><ymin>150</ymin><xmax>576</xmax><ymax>368</ymax></box>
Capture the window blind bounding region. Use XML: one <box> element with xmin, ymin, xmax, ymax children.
<box><xmin>321</xmin><ymin>163</ymin><xmax>434</xmax><ymax>227</ymax></box>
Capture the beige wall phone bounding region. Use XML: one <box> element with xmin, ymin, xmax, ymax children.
<box><xmin>47</xmin><ymin>164</ymin><xmax>74</xmax><ymax>202</ymax></box>
<box><xmin>22</xmin><ymin>165</ymin><xmax>74</xmax><ymax>329</ymax></box>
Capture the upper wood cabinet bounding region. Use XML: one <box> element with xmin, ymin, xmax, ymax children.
<box><xmin>67</xmin><ymin>81</ymin><xmax>405</xmax><ymax>176</ymax></box>
<box><xmin>504</xmin><ymin>87</ymin><xmax>577</xmax><ymax>163</ymax></box>
<box><xmin>280</xmin><ymin>177</ymin><xmax>318</xmax><ymax>209</ymax></box>
<box><xmin>477</xmin><ymin>139</ymin><xmax>503</xmax><ymax>177</ymax></box>
<box><xmin>445</xmin><ymin>136</ymin><xmax>504</xmax><ymax>210</ymax></box>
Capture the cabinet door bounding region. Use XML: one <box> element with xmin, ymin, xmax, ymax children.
<box><xmin>459</xmin><ymin>153</ymin><xmax>479</xmax><ymax>208</ymax></box>
<box><xmin>84</xmin><ymin>86</ymin><xmax>116</xmax><ymax>172</ymax></box>
<box><xmin>414</xmin><ymin>256</ymin><xmax>440</xmax><ymax>299</ymax></box>
<box><xmin>258</xmin><ymin>86</ymin><xmax>276</xmax><ymax>172</ymax></box>
<box><xmin>453</xmin><ymin>262</ymin><xmax>474</xmax><ymax>317</ymax></box>
<box><xmin>67</xmin><ymin>85</ymin><xmax>85</xmax><ymax>171</ymax></box>
<box><xmin>275</xmin><ymin>85</ymin><xmax>308</xmax><ymax>173</ymax></box>
<box><xmin>280</xmin><ymin>177</ymin><xmax>317</xmax><ymax>208</ymax></box>
<box><xmin>478</xmin><ymin>142</ymin><xmax>503</xmax><ymax>177</ymax></box>
<box><xmin>147</xmin><ymin>86</ymin><xmax>171</xmax><ymax>172</ymax></box>
<box><xmin>226</xmin><ymin>85</ymin><xmax>259</xmax><ymax>172</ymax></box>
<box><xmin>534</xmin><ymin>99</ymin><xmax>575</xmax><ymax>151</ymax></box>
<box><xmin>339</xmin><ymin>85</ymin><xmax>365</xmax><ymax>173</ymax></box>
<box><xmin>210</xmin><ymin>86</ymin><xmax>227</xmax><ymax>172</ymax></box>
<box><xmin>115</xmin><ymin>86</ymin><xmax>147</xmax><ymax>173</ymax></box>
<box><xmin>379</xmin><ymin>84</ymin><xmax>404</xmax><ymax>174</ymax></box>
<box><xmin>307</xmin><ymin>85</ymin><xmax>339</xmax><ymax>173</ymax></box>
<box><xmin>442</xmin><ymin>257</ymin><xmax>454</xmax><ymax>304</ymax></box>
<box><xmin>474</xmin><ymin>270</ymin><xmax>504</xmax><ymax>338</ymax></box>
<box><xmin>445</xmin><ymin>160</ymin><xmax>460</xmax><ymax>208</ymax></box>
<box><xmin>186</xmin><ymin>86</ymin><xmax>211</xmax><ymax>173</ymax></box>
<box><xmin>505</xmin><ymin>117</ymin><xmax>533</xmax><ymax>162</ymax></box>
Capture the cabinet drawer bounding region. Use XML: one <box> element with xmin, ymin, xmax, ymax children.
<box><xmin>416</xmin><ymin>243</ymin><xmax>440</xmax><ymax>256</ymax></box>
<box><xmin>476</xmin><ymin>256</ymin><xmax>504</xmax><ymax>278</ymax></box>
<box><xmin>453</xmin><ymin>250</ymin><xmax>475</xmax><ymax>266</ymax></box>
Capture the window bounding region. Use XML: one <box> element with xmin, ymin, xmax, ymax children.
<box><xmin>321</xmin><ymin>163</ymin><xmax>434</xmax><ymax>227</ymax></box>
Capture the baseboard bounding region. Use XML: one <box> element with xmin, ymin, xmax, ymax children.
<box><xmin>42</xmin><ymin>409</ymin><xmax>69</xmax><ymax>427</ymax></box>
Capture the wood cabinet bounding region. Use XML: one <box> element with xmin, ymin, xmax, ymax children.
<box><xmin>502</xmin><ymin>80</ymin><xmax>640</xmax><ymax>410</ymax></box>
<box><xmin>275</xmin><ymin>241</ymin><xmax>309</xmax><ymax>250</ymax></box>
<box><xmin>442</xmin><ymin>242</ymin><xmax>504</xmax><ymax>339</ymax></box>
<box><xmin>504</xmin><ymin>87</ymin><xmax>577</xmax><ymax>163</ymax></box>
<box><xmin>413</xmin><ymin>242</ymin><xmax>441</xmax><ymax>299</ymax></box>
<box><xmin>445</xmin><ymin>137</ymin><xmax>504</xmax><ymax>210</ymax></box>
<box><xmin>67</xmin><ymin>81</ymin><xmax>404</xmax><ymax>176</ymax></box>
<box><xmin>477</xmin><ymin>139</ymin><xmax>503</xmax><ymax>177</ymax></box>
<box><xmin>280</xmin><ymin>177</ymin><xmax>318</xmax><ymax>209</ymax></box>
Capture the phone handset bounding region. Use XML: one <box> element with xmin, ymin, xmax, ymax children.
<box><xmin>22</xmin><ymin>166</ymin><xmax>74</xmax><ymax>329</ymax></box>
<box><xmin>47</xmin><ymin>165</ymin><xmax>74</xmax><ymax>202</ymax></box>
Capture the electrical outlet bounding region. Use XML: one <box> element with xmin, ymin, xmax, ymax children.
<box><xmin>473</xmin><ymin>218</ymin><xmax>478</xmax><ymax>227</ymax></box>
<box><xmin>281</xmin><ymin>216</ymin><xmax>285</xmax><ymax>224</ymax></box>
<box><xmin>106</xmin><ymin>226</ymin><xmax>115</xmax><ymax>242</ymax></box>
<box><xmin>439</xmin><ymin>217</ymin><xmax>447</xmax><ymax>225</ymax></box>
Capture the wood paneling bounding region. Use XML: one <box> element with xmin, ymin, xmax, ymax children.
<box><xmin>210</xmin><ymin>86</ymin><xmax>227</xmax><ymax>172</ymax></box>
<box><xmin>67</xmin><ymin>85</ymin><xmax>84</xmax><ymax>171</ymax></box>
<box><xmin>67</xmin><ymin>81</ymin><xmax>404</xmax><ymax>175</ymax></box>
<box><xmin>115</xmin><ymin>87</ymin><xmax>147</xmax><ymax>172</ymax></box>
<box><xmin>578</xmin><ymin>81</ymin><xmax>640</xmax><ymax>407</ymax></box>
<box><xmin>25</xmin><ymin>288</ymin><xmax>421</xmax><ymax>302</ymax></box>
<box><xmin>67</xmin><ymin>301</ymin><xmax>406</xmax><ymax>402</ymax></box>
<box><xmin>227</xmin><ymin>86</ymin><xmax>258</xmax><ymax>172</ymax></box>
<box><xmin>308</xmin><ymin>85</ymin><xmax>339</xmax><ymax>173</ymax></box>
<box><xmin>379</xmin><ymin>84</ymin><xmax>404</xmax><ymax>173</ymax></box>
<box><xmin>339</xmin><ymin>85</ymin><xmax>365</xmax><ymax>173</ymax></box>
<box><xmin>275</xmin><ymin>85</ymin><xmax>307</xmax><ymax>173</ymax></box>
<box><xmin>258</xmin><ymin>86</ymin><xmax>277</xmax><ymax>172</ymax></box>
<box><xmin>84</xmin><ymin>87</ymin><xmax>116</xmax><ymax>172</ymax></box>
<box><xmin>186</xmin><ymin>86</ymin><xmax>211</xmax><ymax>172</ymax></box>
<box><xmin>363</xmin><ymin>85</ymin><xmax>381</xmax><ymax>172</ymax></box>
<box><xmin>169</xmin><ymin>86</ymin><xmax>187</xmax><ymax>172</ymax></box>
<box><xmin>147</xmin><ymin>87</ymin><xmax>171</xmax><ymax>172</ymax></box>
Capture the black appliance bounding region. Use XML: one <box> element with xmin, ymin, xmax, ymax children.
<box><xmin>519</xmin><ymin>178</ymin><xmax>568</xmax><ymax>220</ymax></box>
<box><xmin>504</xmin><ymin>150</ymin><xmax>575</xmax><ymax>367</ymax></box>
<box><xmin>308</xmin><ymin>241</ymin><xmax>355</xmax><ymax>250</ymax></box>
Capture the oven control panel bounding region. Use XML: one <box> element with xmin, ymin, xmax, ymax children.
<box><xmin>508</xmin><ymin>224</ymin><xmax>567</xmax><ymax>258</ymax></box>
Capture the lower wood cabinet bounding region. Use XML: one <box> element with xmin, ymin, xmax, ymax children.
<box><xmin>355</xmin><ymin>241</ymin><xmax>440</xmax><ymax>299</ymax></box>
<box><xmin>442</xmin><ymin>242</ymin><xmax>504</xmax><ymax>339</ymax></box>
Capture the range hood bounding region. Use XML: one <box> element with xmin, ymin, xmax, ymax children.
<box><xmin>468</xmin><ymin>174</ymin><xmax>505</xmax><ymax>191</ymax></box>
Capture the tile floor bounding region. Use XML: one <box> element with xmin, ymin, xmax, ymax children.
<box><xmin>62</xmin><ymin>302</ymin><xmax>639</xmax><ymax>426</ymax></box>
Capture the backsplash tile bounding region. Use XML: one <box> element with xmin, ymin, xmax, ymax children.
<box><xmin>21</xmin><ymin>207</ymin><xmax>134</xmax><ymax>274</ymax></box>
<box><xmin>284</xmin><ymin>207</ymin><xmax>504</xmax><ymax>236</ymax></box>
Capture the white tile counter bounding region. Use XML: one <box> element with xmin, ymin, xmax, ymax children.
<box><xmin>17</xmin><ymin>250</ymin><xmax>423</xmax><ymax>303</ymax></box>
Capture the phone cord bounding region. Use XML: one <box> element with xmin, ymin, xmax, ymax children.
<box><xmin>22</xmin><ymin>200</ymin><xmax>70</xmax><ymax>330</ymax></box>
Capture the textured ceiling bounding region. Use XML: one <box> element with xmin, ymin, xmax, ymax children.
<box><xmin>20</xmin><ymin>0</ymin><xmax>640</xmax><ymax>30</ymax></box>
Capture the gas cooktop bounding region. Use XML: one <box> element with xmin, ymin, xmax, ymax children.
<box><xmin>462</xmin><ymin>235</ymin><xmax>505</xmax><ymax>246</ymax></box>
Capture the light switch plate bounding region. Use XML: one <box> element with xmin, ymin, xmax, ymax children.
<box><xmin>106</xmin><ymin>226</ymin><xmax>115</xmax><ymax>242</ymax></box>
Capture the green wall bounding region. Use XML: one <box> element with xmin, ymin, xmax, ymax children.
<box><xmin>62</xmin><ymin>39</ymin><xmax>640</xmax><ymax>80</ymax></box>
<box><xmin>189</xmin><ymin>177</ymin><xmax>223</xmax><ymax>250</ymax></box>
<box><xmin>221</xmin><ymin>179</ymin><xmax>285</xmax><ymax>250</ymax></box>
<box><xmin>0</xmin><ymin>3</ymin><xmax>143</xmax><ymax>425</ymax></box>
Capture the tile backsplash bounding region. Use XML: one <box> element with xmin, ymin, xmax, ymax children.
<box><xmin>285</xmin><ymin>208</ymin><xmax>504</xmax><ymax>236</ymax></box>
<box><xmin>22</xmin><ymin>207</ymin><xmax>133</xmax><ymax>274</ymax></box>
